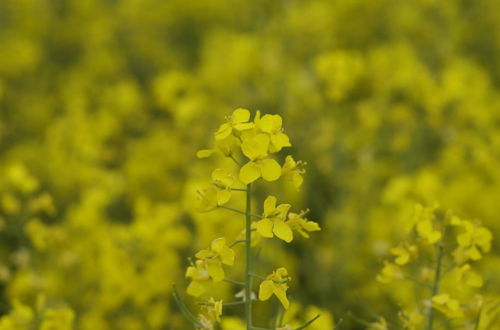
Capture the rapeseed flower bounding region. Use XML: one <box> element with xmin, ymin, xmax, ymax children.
<box><xmin>286</xmin><ymin>209</ymin><xmax>321</xmax><ymax>239</ymax></box>
<box><xmin>255</xmin><ymin>196</ymin><xmax>293</xmax><ymax>242</ymax></box>
<box><xmin>239</xmin><ymin>134</ymin><xmax>281</xmax><ymax>184</ymax></box>
<box><xmin>259</xmin><ymin>268</ymin><xmax>291</xmax><ymax>309</ymax></box>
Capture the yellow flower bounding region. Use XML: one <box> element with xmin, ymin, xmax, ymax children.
<box><xmin>259</xmin><ymin>267</ymin><xmax>291</xmax><ymax>309</ymax></box>
<box><xmin>197</xmin><ymin>134</ymin><xmax>240</xmax><ymax>159</ymax></box>
<box><xmin>454</xmin><ymin>220</ymin><xmax>492</xmax><ymax>262</ymax></box>
<box><xmin>454</xmin><ymin>264</ymin><xmax>483</xmax><ymax>287</ymax></box>
<box><xmin>196</xmin><ymin>186</ymin><xmax>219</xmax><ymax>212</ymax></box>
<box><xmin>432</xmin><ymin>293</ymin><xmax>464</xmax><ymax>318</ymax></box>
<box><xmin>281</xmin><ymin>155</ymin><xmax>306</xmax><ymax>189</ymax></box>
<box><xmin>186</xmin><ymin>237</ymin><xmax>235</xmax><ymax>297</ymax></box>
<box><xmin>416</xmin><ymin>219</ymin><xmax>442</xmax><ymax>244</ymax></box>
<box><xmin>210</xmin><ymin>168</ymin><xmax>235</xmax><ymax>205</ymax></box>
<box><xmin>200</xmin><ymin>297</ymin><xmax>223</xmax><ymax>323</ymax></box>
<box><xmin>376</xmin><ymin>261</ymin><xmax>403</xmax><ymax>283</ymax></box>
<box><xmin>214</xmin><ymin>108</ymin><xmax>254</xmax><ymax>140</ymax></box>
<box><xmin>254</xmin><ymin>111</ymin><xmax>291</xmax><ymax>152</ymax></box>
<box><xmin>286</xmin><ymin>210</ymin><xmax>321</xmax><ymax>239</ymax></box>
<box><xmin>239</xmin><ymin>134</ymin><xmax>281</xmax><ymax>184</ymax></box>
<box><xmin>195</xmin><ymin>237</ymin><xmax>235</xmax><ymax>282</ymax></box>
<box><xmin>185</xmin><ymin>260</ymin><xmax>210</xmax><ymax>297</ymax></box>
<box><xmin>255</xmin><ymin>196</ymin><xmax>293</xmax><ymax>242</ymax></box>
<box><xmin>390</xmin><ymin>243</ymin><xmax>417</xmax><ymax>265</ymax></box>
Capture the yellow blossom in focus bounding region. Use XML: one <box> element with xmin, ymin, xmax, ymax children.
<box><xmin>215</xmin><ymin>108</ymin><xmax>254</xmax><ymax>140</ymax></box>
<box><xmin>195</xmin><ymin>237</ymin><xmax>235</xmax><ymax>282</ymax></box>
<box><xmin>254</xmin><ymin>111</ymin><xmax>291</xmax><ymax>152</ymax></box>
<box><xmin>185</xmin><ymin>260</ymin><xmax>210</xmax><ymax>297</ymax></box>
<box><xmin>259</xmin><ymin>268</ymin><xmax>291</xmax><ymax>309</ymax></box>
<box><xmin>255</xmin><ymin>196</ymin><xmax>293</xmax><ymax>242</ymax></box>
<box><xmin>239</xmin><ymin>134</ymin><xmax>281</xmax><ymax>184</ymax></box>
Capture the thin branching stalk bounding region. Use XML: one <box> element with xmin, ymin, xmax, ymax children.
<box><xmin>245</xmin><ymin>183</ymin><xmax>253</xmax><ymax>329</ymax></box>
<box><xmin>427</xmin><ymin>243</ymin><xmax>444</xmax><ymax>330</ymax></box>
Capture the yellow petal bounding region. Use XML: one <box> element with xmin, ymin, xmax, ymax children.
<box><xmin>270</xmin><ymin>132</ymin><xmax>291</xmax><ymax>152</ymax></box>
<box><xmin>264</xmin><ymin>196</ymin><xmax>277</xmax><ymax>214</ymax></box>
<box><xmin>256</xmin><ymin>218</ymin><xmax>274</xmax><ymax>238</ymax></box>
<box><xmin>207</xmin><ymin>260</ymin><xmax>225</xmax><ymax>282</ymax></box>
<box><xmin>211</xmin><ymin>237</ymin><xmax>226</xmax><ymax>253</ymax></box>
<box><xmin>216</xmin><ymin>190</ymin><xmax>231</xmax><ymax>205</ymax></box>
<box><xmin>187</xmin><ymin>281</ymin><xmax>205</xmax><ymax>297</ymax></box>
<box><xmin>259</xmin><ymin>114</ymin><xmax>282</xmax><ymax>133</ymax></box>
<box><xmin>197</xmin><ymin>149</ymin><xmax>214</xmax><ymax>158</ymax></box>
<box><xmin>211</xmin><ymin>168</ymin><xmax>234</xmax><ymax>187</ymax></box>
<box><xmin>220</xmin><ymin>246</ymin><xmax>235</xmax><ymax>266</ymax></box>
<box><xmin>259</xmin><ymin>280</ymin><xmax>274</xmax><ymax>301</ymax></box>
<box><xmin>273</xmin><ymin>285</ymin><xmax>290</xmax><ymax>309</ymax></box>
<box><xmin>233</xmin><ymin>122</ymin><xmax>254</xmax><ymax>131</ymax></box>
<box><xmin>232</xmin><ymin>108</ymin><xmax>250</xmax><ymax>123</ymax></box>
<box><xmin>260</xmin><ymin>158</ymin><xmax>281</xmax><ymax>182</ymax></box>
<box><xmin>215</xmin><ymin>123</ymin><xmax>232</xmax><ymax>140</ymax></box>
<box><xmin>292</xmin><ymin>172</ymin><xmax>303</xmax><ymax>189</ymax></box>
<box><xmin>241</xmin><ymin>134</ymin><xmax>269</xmax><ymax>160</ymax></box>
<box><xmin>239</xmin><ymin>161</ymin><xmax>261</xmax><ymax>184</ymax></box>
<box><xmin>195</xmin><ymin>249</ymin><xmax>211</xmax><ymax>259</ymax></box>
<box><xmin>273</xmin><ymin>221</ymin><xmax>293</xmax><ymax>243</ymax></box>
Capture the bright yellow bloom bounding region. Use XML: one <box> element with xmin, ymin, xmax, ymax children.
<box><xmin>255</xmin><ymin>196</ymin><xmax>293</xmax><ymax>242</ymax></box>
<box><xmin>239</xmin><ymin>134</ymin><xmax>281</xmax><ymax>184</ymax></box>
<box><xmin>195</xmin><ymin>169</ymin><xmax>236</xmax><ymax>212</ymax></box>
<box><xmin>186</xmin><ymin>238</ymin><xmax>235</xmax><ymax>297</ymax></box>
<box><xmin>215</xmin><ymin>108</ymin><xmax>254</xmax><ymax>140</ymax></box>
<box><xmin>432</xmin><ymin>293</ymin><xmax>464</xmax><ymax>318</ymax></box>
<box><xmin>376</xmin><ymin>261</ymin><xmax>403</xmax><ymax>283</ymax></box>
<box><xmin>259</xmin><ymin>267</ymin><xmax>291</xmax><ymax>309</ymax></box>
<box><xmin>210</xmin><ymin>168</ymin><xmax>235</xmax><ymax>205</ymax></box>
<box><xmin>254</xmin><ymin>111</ymin><xmax>291</xmax><ymax>152</ymax></box>
<box><xmin>185</xmin><ymin>260</ymin><xmax>210</xmax><ymax>297</ymax></box>
<box><xmin>195</xmin><ymin>237</ymin><xmax>235</xmax><ymax>282</ymax></box>
<box><xmin>390</xmin><ymin>243</ymin><xmax>417</xmax><ymax>265</ymax></box>
<box><xmin>286</xmin><ymin>210</ymin><xmax>321</xmax><ymax>239</ymax></box>
<box><xmin>281</xmin><ymin>155</ymin><xmax>306</xmax><ymax>189</ymax></box>
<box><xmin>197</xmin><ymin>134</ymin><xmax>240</xmax><ymax>159</ymax></box>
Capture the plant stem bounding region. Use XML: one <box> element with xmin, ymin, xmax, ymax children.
<box><xmin>427</xmin><ymin>243</ymin><xmax>444</xmax><ymax>330</ymax></box>
<box><xmin>245</xmin><ymin>183</ymin><xmax>253</xmax><ymax>329</ymax></box>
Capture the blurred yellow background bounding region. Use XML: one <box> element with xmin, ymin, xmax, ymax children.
<box><xmin>0</xmin><ymin>0</ymin><xmax>499</xmax><ymax>329</ymax></box>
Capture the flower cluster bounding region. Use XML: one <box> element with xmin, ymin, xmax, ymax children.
<box><xmin>180</xmin><ymin>109</ymin><xmax>321</xmax><ymax>329</ymax></box>
<box><xmin>376</xmin><ymin>204</ymin><xmax>493</xmax><ymax>329</ymax></box>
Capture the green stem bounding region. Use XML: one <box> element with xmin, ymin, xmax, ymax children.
<box><xmin>224</xmin><ymin>278</ymin><xmax>245</xmax><ymax>286</ymax></box>
<box><xmin>427</xmin><ymin>243</ymin><xmax>444</xmax><ymax>330</ymax></box>
<box><xmin>245</xmin><ymin>183</ymin><xmax>253</xmax><ymax>329</ymax></box>
<box><xmin>219</xmin><ymin>205</ymin><xmax>261</xmax><ymax>218</ymax></box>
<box><xmin>294</xmin><ymin>314</ymin><xmax>321</xmax><ymax>330</ymax></box>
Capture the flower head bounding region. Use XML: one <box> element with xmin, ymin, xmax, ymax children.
<box><xmin>259</xmin><ymin>267</ymin><xmax>291</xmax><ymax>309</ymax></box>
<box><xmin>376</xmin><ymin>261</ymin><xmax>403</xmax><ymax>283</ymax></box>
<box><xmin>215</xmin><ymin>108</ymin><xmax>254</xmax><ymax>140</ymax></box>
<box><xmin>239</xmin><ymin>134</ymin><xmax>281</xmax><ymax>184</ymax></box>
<box><xmin>390</xmin><ymin>243</ymin><xmax>417</xmax><ymax>265</ymax></box>
<box><xmin>186</xmin><ymin>237</ymin><xmax>235</xmax><ymax>297</ymax></box>
<box><xmin>452</xmin><ymin>220</ymin><xmax>492</xmax><ymax>262</ymax></box>
<box><xmin>286</xmin><ymin>209</ymin><xmax>320</xmax><ymax>239</ymax></box>
<box><xmin>255</xmin><ymin>196</ymin><xmax>293</xmax><ymax>242</ymax></box>
<box><xmin>281</xmin><ymin>155</ymin><xmax>306</xmax><ymax>189</ymax></box>
<box><xmin>254</xmin><ymin>111</ymin><xmax>291</xmax><ymax>152</ymax></box>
